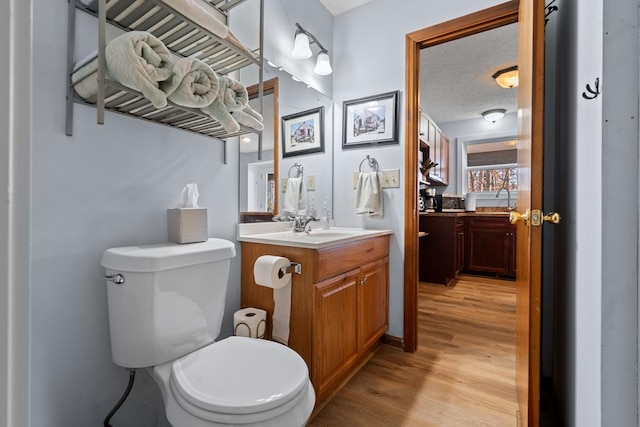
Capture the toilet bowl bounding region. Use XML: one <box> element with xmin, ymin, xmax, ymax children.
<box><xmin>101</xmin><ymin>239</ymin><xmax>315</xmax><ymax>426</ymax></box>
<box><xmin>152</xmin><ymin>337</ymin><xmax>315</xmax><ymax>427</ymax></box>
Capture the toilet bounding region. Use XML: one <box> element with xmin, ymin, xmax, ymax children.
<box><xmin>101</xmin><ymin>238</ymin><xmax>315</xmax><ymax>427</ymax></box>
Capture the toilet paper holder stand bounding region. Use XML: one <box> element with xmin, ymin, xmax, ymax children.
<box><xmin>278</xmin><ymin>262</ymin><xmax>301</xmax><ymax>279</ymax></box>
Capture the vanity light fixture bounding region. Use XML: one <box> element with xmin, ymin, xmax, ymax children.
<box><xmin>291</xmin><ymin>23</ymin><xmax>332</xmax><ymax>76</ymax></box>
<box><xmin>482</xmin><ymin>109</ymin><xmax>506</xmax><ymax>122</ymax></box>
<box><xmin>492</xmin><ymin>65</ymin><xmax>519</xmax><ymax>88</ymax></box>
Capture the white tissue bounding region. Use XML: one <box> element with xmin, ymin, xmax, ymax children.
<box><xmin>178</xmin><ymin>183</ymin><xmax>200</xmax><ymax>208</ymax></box>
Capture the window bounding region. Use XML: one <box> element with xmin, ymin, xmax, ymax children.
<box><xmin>461</xmin><ymin>138</ymin><xmax>518</xmax><ymax>193</ymax></box>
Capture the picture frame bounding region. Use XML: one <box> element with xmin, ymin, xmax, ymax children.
<box><xmin>342</xmin><ymin>90</ymin><xmax>400</xmax><ymax>149</ymax></box>
<box><xmin>281</xmin><ymin>106</ymin><xmax>325</xmax><ymax>158</ymax></box>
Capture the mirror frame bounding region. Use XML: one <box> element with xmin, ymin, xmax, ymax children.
<box><xmin>240</xmin><ymin>77</ymin><xmax>279</xmax><ymax>222</ymax></box>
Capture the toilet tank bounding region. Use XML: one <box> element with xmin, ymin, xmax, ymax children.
<box><xmin>101</xmin><ymin>238</ymin><xmax>236</xmax><ymax>368</ymax></box>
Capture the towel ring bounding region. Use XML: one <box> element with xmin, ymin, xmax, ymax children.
<box><xmin>359</xmin><ymin>155</ymin><xmax>379</xmax><ymax>172</ymax></box>
<box><xmin>288</xmin><ymin>163</ymin><xmax>304</xmax><ymax>178</ymax></box>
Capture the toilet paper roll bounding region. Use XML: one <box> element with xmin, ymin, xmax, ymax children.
<box><xmin>253</xmin><ymin>255</ymin><xmax>292</xmax><ymax>345</ymax></box>
<box><xmin>253</xmin><ymin>255</ymin><xmax>291</xmax><ymax>289</ymax></box>
<box><xmin>233</xmin><ymin>308</ymin><xmax>266</xmax><ymax>338</ymax></box>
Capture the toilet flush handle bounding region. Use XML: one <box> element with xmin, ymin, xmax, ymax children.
<box><xmin>104</xmin><ymin>273</ymin><xmax>125</xmax><ymax>285</ymax></box>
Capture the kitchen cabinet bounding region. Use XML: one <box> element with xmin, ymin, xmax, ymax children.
<box><xmin>418</xmin><ymin>215</ymin><xmax>464</xmax><ymax>285</ymax></box>
<box><xmin>465</xmin><ymin>216</ymin><xmax>516</xmax><ymax>276</ymax></box>
<box><xmin>418</xmin><ymin>109</ymin><xmax>449</xmax><ymax>186</ymax></box>
<box><xmin>240</xmin><ymin>235</ymin><xmax>389</xmax><ymax>405</ymax></box>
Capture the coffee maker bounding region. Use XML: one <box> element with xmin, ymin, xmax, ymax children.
<box><xmin>423</xmin><ymin>188</ymin><xmax>438</xmax><ymax>212</ymax></box>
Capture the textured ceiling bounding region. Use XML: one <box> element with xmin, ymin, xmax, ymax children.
<box><xmin>420</xmin><ymin>23</ymin><xmax>519</xmax><ymax>125</ymax></box>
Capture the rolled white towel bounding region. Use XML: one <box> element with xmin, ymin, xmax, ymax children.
<box><xmin>161</xmin><ymin>57</ymin><xmax>219</xmax><ymax>108</ymax></box>
<box><xmin>71</xmin><ymin>31</ymin><xmax>173</xmax><ymax>109</ymax></box>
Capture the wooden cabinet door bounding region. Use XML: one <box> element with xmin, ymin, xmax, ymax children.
<box><xmin>312</xmin><ymin>270</ymin><xmax>359</xmax><ymax>398</ymax></box>
<box><xmin>440</xmin><ymin>135</ymin><xmax>450</xmax><ymax>185</ymax></box>
<box><xmin>508</xmin><ymin>224</ymin><xmax>517</xmax><ymax>276</ymax></box>
<box><xmin>357</xmin><ymin>258</ymin><xmax>389</xmax><ymax>352</ymax></box>
<box><xmin>455</xmin><ymin>219</ymin><xmax>465</xmax><ymax>273</ymax></box>
<box><xmin>466</xmin><ymin>220</ymin><xmax>511</xmax><ymax>275</ymax></box>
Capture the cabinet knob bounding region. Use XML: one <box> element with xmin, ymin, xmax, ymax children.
<box><xmin>360</xmin><ymin>277</ymin><xmax>368</xmax><ymax>286</ymax></box>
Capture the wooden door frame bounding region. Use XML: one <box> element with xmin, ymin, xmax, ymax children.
<box><xmin>403</xmin><ymin>1</ymin><xmax>520</xmax><ymax>353</ymax></box>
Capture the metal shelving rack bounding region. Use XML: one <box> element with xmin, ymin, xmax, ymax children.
<box><xmin>66</xmin><ymin>0</ymin><xmax>264</xmax><ymax>163</ymax></box>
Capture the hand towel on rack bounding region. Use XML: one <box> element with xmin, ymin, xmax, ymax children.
<box><xmin>230</xmin><ymin>104</ymin><xmax>264</xmax><ymax>131</ymax></box>
<box><xmin>355</xmin><ymin>171</ymin><xmax>383</xmax><ymax>218</ymax></box>
<box><xmin>282</xmin><ymin>177</ymin><xmax>308</xmax><ymax>216</ymax></box>
<box><xmin>161</xmin><ymin>57</ymin><xmax>219</xmax><ymax>108</ymax></box>
<box><xmin>71</xmin><ymin>31</ymin><xmax>173</xmax><ymax>109</ymax></box>
<box><xmin>200</xmin><ymin>76</ymin><xmax>249</xmax><ymax>133</ymax></box>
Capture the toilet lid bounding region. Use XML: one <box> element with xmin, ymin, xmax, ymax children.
<box><xmin>170</xmin><ymin>336</ymin><xmax>309</xmax><ymax>415</ymax></box>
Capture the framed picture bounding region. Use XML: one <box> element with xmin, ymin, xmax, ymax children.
<box><xmin>342</xmin><ymin>90</ymin><xmax>400</xmax><ymax>149</ymax></box>
<box><xmin>281</xmin><ymin>106</ymin><xmax>325</xmax><ymax>158</ymax></box>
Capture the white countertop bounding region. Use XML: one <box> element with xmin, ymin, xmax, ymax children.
<box><xmin>237</xmin><ymin>222</ymin><xmax>393</xmax><ymax>249</ymax></box>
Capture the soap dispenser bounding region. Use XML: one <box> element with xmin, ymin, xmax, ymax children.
<box><xmin>320</xmin><ymin>198</ymin><xmax>330</xmax><ymax>229</ymax></box>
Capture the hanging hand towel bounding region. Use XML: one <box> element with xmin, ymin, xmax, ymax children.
<box><xmin>355</xmin><ymin>171</ymin><xmax>383</xmax><ymax>218</ymax></box>
<box><xmin>283</xmin><ymin>177</ymin><xmax>307</xmax><ymax>216</ymax></box>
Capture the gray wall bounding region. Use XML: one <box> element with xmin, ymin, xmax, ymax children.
<box><xmin>331</xmin><ymin>0</ymin><xmax>506</xmax><ymax>337</ymax></box>
<box><xmin>551</xmin><ymin>0</ymin><xmax>640</xmax><ymax>424</ymax></box>
<box><xmin>32</xmin><ymin>1</ymin><xmax>242</xmax><ymax>426</ymax></box>
<box><xmin>600</xmin><ymin>0</ymin><xmax>639</xmax><ymax>424</ymax></box>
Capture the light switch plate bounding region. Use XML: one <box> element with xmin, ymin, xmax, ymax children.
<box><xmin>306</xmin><ymin>175</ymin><xmax>316</xmax><ymax>191</ymax></box>
<box><xmin>352</xmin><ymin>169</ymin><xmax>400</xmax><ymax>188</ymax></box>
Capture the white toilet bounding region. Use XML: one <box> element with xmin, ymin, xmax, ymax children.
<box><xmin>101</xmin><ymin>238</ymin><xmax>315</xmax><ymax>427</ymax></box>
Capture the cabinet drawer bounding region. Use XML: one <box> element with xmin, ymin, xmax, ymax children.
<box><xmin>315</xmin><ymin>236</ymin><xmax>389</xmax><ymax>282</ymax></box>
<box><xmin>466</xmin><ymin>216</ymin><xmax>511</xmax><ymax>229</ymax></box>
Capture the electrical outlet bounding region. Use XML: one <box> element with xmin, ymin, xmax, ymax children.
<box><xmin>306</xmin><ymin>175</ymin><xmax>316</xmax><ymax>191</ymax></box>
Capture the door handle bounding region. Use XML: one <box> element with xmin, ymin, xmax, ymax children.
<box><xmin>509</xmin><ymin>210</ymin><xmax>529</xmax><ymax>226</ymax></box>
<box><xmin>510</xmin><ymin>209</ymin><xmax>561</xmax><ymax>227</ymax></box>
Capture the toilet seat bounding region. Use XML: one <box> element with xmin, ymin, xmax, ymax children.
<box><xmin>169</xmin><ymin>336</ymin><xmax>311</xmax><ymax>424</ymax></box>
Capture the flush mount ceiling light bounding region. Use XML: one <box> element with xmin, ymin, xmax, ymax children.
<box><xmin>482</xmin><ymin>109</ymin><xmax>507</xmax><ymax>122</ymax></box>
<box><xmin>492</xmin><ymin>65</ymin><xmax>519</xmax><ymax>89</ymax></box>
<box><xmin>291</xmin><ymin>23</ymin><xmax>332</xmax><ymax>76</ymax></box>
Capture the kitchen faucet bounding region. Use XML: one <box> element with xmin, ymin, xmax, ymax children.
<box><xmin>495</xmin><ymin>186</ymin><xmax>515</xmax><ymax>211</ymax></box>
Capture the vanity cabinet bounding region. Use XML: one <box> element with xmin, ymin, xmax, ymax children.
<box><xmin>240</xmin><ymin>235</ymin><xmax>389</xmax><ymax>405</ymax></box>
<box><xmin>465</xmin><ymin>216</ymin><xmax>517</xmax><ymax>276</ymax></box>
<box><xmin>418</xmin><ymin>109</ymin><xmax>449</xmax><ymax>186</ymax></box>
<box><xmin>418</xmin><ymin>215</ymin><xmax>463</xmax><ymax>285</ymax></box>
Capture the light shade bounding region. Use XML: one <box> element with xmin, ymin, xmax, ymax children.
<box><xmin>492</xmin><ymin>66</ymin><xmax>519</xmax><ymax>88</ymax></box>
<box><xmin>291</xmin><ymin>32</ymin><xmax>312</xmax><ymax>59</ymax></box>
<box><xmin>482</xmin><ymin>109</ymin><xmax>506</xmax><ymax>122</ymax></box>
<box><xmin>313</xmin><ymin>51</ymin><xmax>332</xmax><ymax>75</ymax></box>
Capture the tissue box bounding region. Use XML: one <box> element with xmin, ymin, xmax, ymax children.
<box><xmin>167</xmin><ymin>208</ymin><xmax>208</xmax><ymax>244</ymax></box>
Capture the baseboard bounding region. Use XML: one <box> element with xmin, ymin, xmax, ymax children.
<box><xmin>381</xmin><ymin>334</ymin><xmax>403</xmax><ymax>348</ymax></box>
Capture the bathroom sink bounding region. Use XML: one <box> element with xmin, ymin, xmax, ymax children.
<box><xmin>237</xmin><ymin>226</ymin><xmax>393</xmax><ymax>249</ymax></box>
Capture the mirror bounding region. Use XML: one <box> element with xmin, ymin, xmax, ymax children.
<box><xmin>239</xmin><ymin>65</ymin><xmax>334</xmax><ymax>221</ymax></box>
<box><xmin>239</xmin><ymin>79</ymin><xmax>278</xmax><ymax>222</ymax></box>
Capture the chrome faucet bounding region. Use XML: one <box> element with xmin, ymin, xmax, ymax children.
<box><xmin>495</xmin><ymin>186</ymin><xmax>515</xmax><ymax>211</ymax></box>
<box><xmin>293</xmin><ymin>215</ymin><xmax>319</xmax><ymax>232</ymax></box>
<box><xmin>272</xmin><ymin>214</ymin><xmax>319</xmax><ymax>232</ymax></box>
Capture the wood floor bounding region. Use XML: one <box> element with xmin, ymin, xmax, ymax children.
<box><xmin>308</xmin><ymin>275</ymin><xmax>518</xmax><ymax>427</ymax></box>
